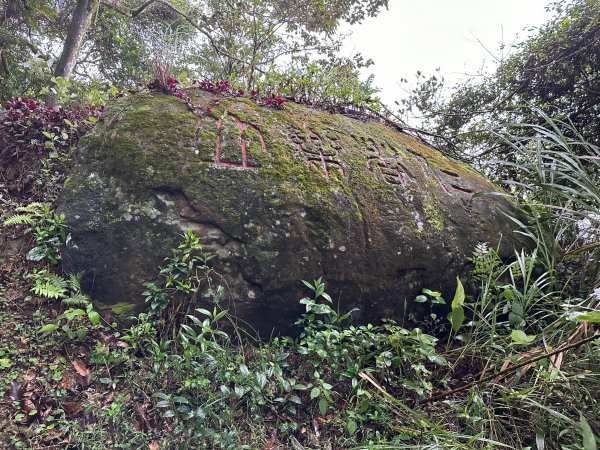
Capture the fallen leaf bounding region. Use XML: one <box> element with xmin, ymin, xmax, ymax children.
<box><xmin>41</xmin><ymin>429</ymin><xmax>64</xmax><ymax>442</ymax></box>
<box><xmin>263</xmin><ymin>430</ymin><xmax>277</xmax><ymax>450</ymax></box>
<box><xmin>59</xmin><ymin>371</ymin><xmax>77</xmax><ymax>390</ymax></box>
<box><xmin>41</xmin><ymin>406</ymin><xmax>53</xmax><ymax>418</ymax></box>
<box><xmin>24</xmin><ymin>370</ymin><xmax>37</xmax><ymax>382</ymax></box>
<box><xmin>23</xmin><ymin>398</ymin><xmax>36</xmax><ymax>414</ymax></box>
<box><xmin>73</xmin><ymin>360</ymin><xmax>88</xmax><ymax>376</ymax></box>
<box><xmin>149</xmin><ymin>441</ymin><xmax>160</xmax><ymax>450</ymax></box>
<box><xmin>61</xmin><ymin>401</ymin><xmax>82</xmax><ymax>416</ymax></box>
<box><xmin>103</xmin><ymin>391</ymin><xmax>115</xmax><ymax>407</ymax></box>
<box><xmin>73</xmin><ymin>360</ymin><xmax>92</xmax><ymax>387</ymax></box>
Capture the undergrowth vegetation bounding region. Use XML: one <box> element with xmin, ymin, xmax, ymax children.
<box><xmin>0</xmin><ymin>98</ymin><xmax>101</xmax><ymax>201</ymax></box>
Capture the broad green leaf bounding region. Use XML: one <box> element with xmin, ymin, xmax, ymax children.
<box><xmin>26</xmin><ymin>247</ymin><xmax>47</xmax><ymax>261</ymax></box>
<box><xmin>301</xmin><ymin>280</ymin><xmax>315</xmax><ymax>291</ymax></box>
<box><xmin>423</xmin><ymin>289</ymin><xmax>441</xmax><ymax>297</ymax></box>
<box><xmin>87</xmin><ymin>310</ymin><xmax>100</xmax><ymax>327</ymax></box>
<box><xmin>450</xmin><ymin>277</ymin><xmax>465</xmax><ymax>332</ymax></box>
<box><xmin>39</xmin><ymin>324</ymin><xmax>59</xmax><ymax>333</ymax></box>
<box><xmin>310</xmin><ymin>387</ymin><xmax>321</xmax><ymax>399</ymax></box>
<box><xmin>577</xmin><ymin>312</ymin><xmax>600</xmax><ymax>323</ymax></box>
<box><xmin>451</xmin><ymin>277</ymin><xmax>465</xmax><ymax>309</ymax></box>
<box><xmin>318</xmin><ymin>397</ymin><xmax>328</xmax><ymax>415</ymax></box>
<box><xmin>415</xmin><ymin>295</ymin><xmax>427</xmax><ymax>303</ymax></box>
<box><xmin>511</xmin><ymin>329</ymin><xmax>536</xmax><ymax>345</ymax></box>
<box><xmin>431</xmin><ymin>296</ymin><xmax>446</xmax><ymax>305</ymax></box>
<box><xmin>347</xmin><ymin>419</ymin><xmax>357</xmax><ymax>435</ymax></box>
<box><xmin>581</xmin><ymin>414</ymin><xmax>597</xmax><ymax>450</ymax></box>
<box><xmin>535</xmin><ymin>432</ymin><xmax>545</xmax><ymax>450</ymax></box>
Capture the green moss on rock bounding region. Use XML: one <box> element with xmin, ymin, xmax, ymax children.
<box><xmin>58</xmin><ymin>90</ymin><xmax>529</xmax><ymax>335</ymax></box>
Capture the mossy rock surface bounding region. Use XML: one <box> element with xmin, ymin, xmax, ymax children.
<box><xmin>58</xmin><ymin>91</ymin><xmax>526</xmax><ymax>334</ymax></box>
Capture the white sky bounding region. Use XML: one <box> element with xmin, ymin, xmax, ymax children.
<box><xmin>341</xmin><ymin>0</ymin><xmax>553</xmax><ymax>107</ymax></box>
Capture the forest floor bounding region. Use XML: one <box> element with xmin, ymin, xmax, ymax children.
<box><xmin>0</xmin><ymin>222</ymin><xmax>121</xmax><ymax>449</ymax></box>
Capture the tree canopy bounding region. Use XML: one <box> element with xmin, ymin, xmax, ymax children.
<box><xmin>398</xmin><ymin>0</ymin><xmax>600</xmax><ymax>166</ymax></box>
<box><xmin>0</xmin><ymin>0</ymin><xmax>388</xmax><ymax>102</ymax></box>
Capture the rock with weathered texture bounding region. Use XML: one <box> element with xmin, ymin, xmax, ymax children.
<box><xmin>57</xmin><ymin>91</ymin><xmax>525</xmax><ymax>334</ymax></box>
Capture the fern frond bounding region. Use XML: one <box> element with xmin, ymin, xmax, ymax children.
<box><xmin>68</xmin><ymin>272</ymin><xmax>83</xmax><ymax>293</ymax></box>
<box><xmin>62</xmin><ymin>293</ymin><xmax>91</xmax><ymax>306</ymax></box>
<box><xmin>3</xmin><ymin>214</ymin><xmax>35</xmax><ymax>227</ymax></box>
<box><xmin>30</xmin><ymin>270</ymin><xmax>68</xmax><ymax>300</ymax></box>
<box><xmin>15</xmin><ymin>202</ymin><xmax>45</xmax><ymax>213</ymax></box>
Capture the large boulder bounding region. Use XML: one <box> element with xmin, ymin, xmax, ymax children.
<box><xmin>57</xmin><ymin>91</ymin><xmax>525</xmax><ymax>334</ymax></box>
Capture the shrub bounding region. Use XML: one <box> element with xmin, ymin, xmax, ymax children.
<box><xmin>0</xmin><ymin>97</ymin><xmax>101</xmax><ymax>199</ymax></box>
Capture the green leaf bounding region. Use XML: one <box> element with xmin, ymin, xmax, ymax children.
<box><xmin>450</xmin><ymin>277</ymin><xmax>465</xmax><ymax>332</ymax></box>
<box><xmin>577</xmin><ymin>312</ymin><xmax>600</xmax><ymax>323</ymax></box>
<box><xmin>431</xmin><ymin>296</ymin><xmax>446</xmax><ymax>305</ymax></box>
<box><xmin>234</xmin><ymin>385</ymin><xmax>245</xmax><ymax>398</ymax></box>
<box><xmin>347</xmin><ymin>419</ymin><xmax>357</xmax><ymax>435</ymax></box>
<box><xmin>0</xmin><ymin>358</ymin><xmax>11</xmax><ymax>369</ymax></box>
<box><xmin>63</xmin><ymin>308</ymin><xmax>85</xmax><ymax>320</ymax></box>
<box><xmin>422</xmin><ymin>289</ymin><xmax>441</xmax><ymax>297</ymax></box>
<box><xmin>301</xmin><ymin>280</ymin><xmax>315</xmax><ymax>291</ymax></box>
<box><xmin>195</xmin><ymin>308</ymin><xmax>212</xmax><ymax>317</ymax></box>
<box><xmin>415</xmin><ymin>295</ymin><xmax>427</xmax><ymax>303</ymax></box>
<box><xmin>511</xmin><ymin>329</ymin><xmax>536</xmax><ymax>345</ymax></box>
<box><xmin>318</xmin><ymin>397</ymin><xmax>328</xmax><ymax>415</ymax></box>
<box><xmin>581</xmin><ymin>414</ymin><xmax>597</xmax><ymax>450</ymax></box>
<box><xmin>26</xmin><ymin>247</ymin><xmax>47</xmax><ymax>261</ymax></box>
<box><xmin>39</xmin><ymin>324</ymin><xmax>59</xmax><ymax>333</ymax></box>
<box><xmin>451</xmin><ymin>277</ymin><xmax>465</xmax><ymax>309</ymax></box>
<box><xmin>310</xmin><ymin>387</ymin><xmax>321</xmax><ymax>399</ymax></box>
<box><xmin>87</xmin><ymin>310</ymin><xmax>100</xmax><ymax>327</ymax></box>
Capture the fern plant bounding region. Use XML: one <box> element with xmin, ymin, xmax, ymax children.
<box><xmin>30</xmin><ymin>269</ymin><xmax>69</xmax><ymax>299</ymax></box>
<box><xmin>2</xmin><ymin>202</ymin><xmax>70</xmax><ymax>264</ymax></box>
<box><xmin>28</xmin><ymin>270</ymin><xmax>87</xmax><ymax>303</ymax></box>
<box><xmin>31</xmin><ymin>270</ymin><xmax>101</xmax><ymax>337</ymax></box>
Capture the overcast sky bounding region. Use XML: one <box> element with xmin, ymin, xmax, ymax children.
<box><xmin>341</xmin><ymin>0</ymin><xmax>553</xmax><ymax>107</ymax></box>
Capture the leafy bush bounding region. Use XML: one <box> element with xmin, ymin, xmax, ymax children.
<box><xmin>142</xmin><ymin>229</ymin><xmax>216</xmax><ymax>338</ymax></box>
<box><xmin>0</xmin><ymin>97</ymin><xmax>101</xmax><ymax>199</ymax></box>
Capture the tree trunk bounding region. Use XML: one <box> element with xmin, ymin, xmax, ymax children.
<box><xmin>46</xmin><ymin>0</ymin><xmax>97</xmax><ymax>105</ymax></box>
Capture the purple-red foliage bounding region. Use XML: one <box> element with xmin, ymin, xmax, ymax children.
<box><xmin>147</xmin><ymin>77</ymin><xmax>286</xmax><ymax>108</ymax></box>
<box><xmin>147</xmin><ymin>77</ymin><xmax>179</xmax><ymax>92</ymax></box>
<box><xmin>0</xmin><ymin>98</ymin><xmax>102</xmax><ymax>197</ymax></box>
<box><xmin>191</xmin><ymin>79</ymin><xmax>286</xmax><ymax>108</ymax></box>
<box><xmin>194</xmin><ymin>79</ymin><xmax>232</xmax><ymax>94</ymax></box>
<box><xmin>264</xmin><ymin>94</ymin><xmax>286</xmax><ymax>107</ymax></box>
